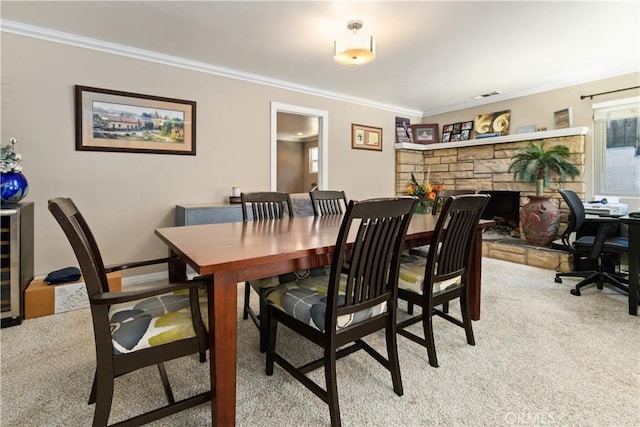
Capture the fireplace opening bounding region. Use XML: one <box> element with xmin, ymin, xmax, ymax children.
<box><xmin>479</xmin><ymin>191</ymin><xmax>520</xmax><ymax>240</ymax></box>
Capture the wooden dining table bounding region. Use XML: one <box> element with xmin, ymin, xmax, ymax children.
<box><xmin>155</xmin><ymin>213</ymin><xmax>493</xmax><ymax>426</ymax></box>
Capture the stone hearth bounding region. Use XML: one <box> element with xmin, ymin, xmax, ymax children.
<box><xmin>395</xmin><ymin>128</ymin><xmax>586</xmax><ymax>270</ymax></box>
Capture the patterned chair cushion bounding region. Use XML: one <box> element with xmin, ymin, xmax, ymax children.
<box><xmin>266</xmin><ymin>271</ymin><xmax>387</xmax><ymax>333</ymax></box>
<box><xmin>109</xmin><ymin>289</ymin><xmax>208</xmax><ymax>355</ymax></box>
<box><xmin>399</xmin><ymin>255</ymin><xmax>462</xmax><ymax>295</ymax></box>
<box><xmin>408</xmin><ymin>245</ymin><xmax>430</xmax><ymax>258</ymax></box>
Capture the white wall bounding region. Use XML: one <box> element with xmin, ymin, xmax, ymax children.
<box><xmin>2</xmin><ymin>34</ymin><xmax>418</xmax><ymax>276</ymax></box>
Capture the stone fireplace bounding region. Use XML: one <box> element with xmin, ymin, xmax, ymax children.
<box><xmin>395</xmin><ymin>127</ymin><xmax>588</xmax><ymax>271</ymax></box>
<box><xmin>479</xmin><ymin>190</ymin><xmax>520</xmax><ymax>239</ymax></box>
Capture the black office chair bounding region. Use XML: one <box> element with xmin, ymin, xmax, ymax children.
<box><xmin>241</xmin><ymin>191</ymin><xmax>294</xmax><ymax>352</ymax></box>
<box><xmin>554</xmin><ymin>189</ymin><xmax>629</xmax><ymax>296</ymax></box>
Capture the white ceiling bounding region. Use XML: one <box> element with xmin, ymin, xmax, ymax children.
<box><xmin>2</xmin><ymin>1</ymin><xmax>639</xmax><ymax>119</ymax></box>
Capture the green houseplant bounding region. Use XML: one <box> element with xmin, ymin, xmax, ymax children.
<box><xmin>508</xmin><ymin>141</ymin><xmax>580</xmax><ymax>247</ymax></box>
<box><xmin>508</xmin><ymin>141</ymin><xmax>580</xmax><ymax>197</ymax></box>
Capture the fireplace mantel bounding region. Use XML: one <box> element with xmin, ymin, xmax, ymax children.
<box><xmin>394</xmin><ymin>126</ymin><xmax>589</xmax><ymax>151</ymax></box>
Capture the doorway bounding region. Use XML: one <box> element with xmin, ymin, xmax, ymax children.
<box><xmin>270</xmin><ymin>102</ymin><xmax>328</xmax><ymax>192</ymax></box>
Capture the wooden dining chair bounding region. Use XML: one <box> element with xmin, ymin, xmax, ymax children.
<box><xmin>409</xmin><ymin>189</ymin><xmax>477</xmax><ymax>258</ymax></box>
<box><xmin>431</xmin><ymin>189</ymin><xmax>478</xmax><ymax>215</ymax></box>
<box><xmin>264</xmin><ymin>197</ymin><xmax>416</xmax><ymax>427</ymax></box>
<box><xmin>241</xmin><ymin>191</ymin><xmax>294</xmax><ymax>351</ymax></box>
<box><xmin>309</xmin><ymin>190</ymin><xmax>348</xmax><ymax>216</ymax></box>
<box><xmin>398</xmin><ymin>194</ymin><xmax>490</xmax><ymax>367</ymax></box>
<box><xmin>48</xmin><ymin>198</ymin><xmax>211</xmax><ymax>426</ymax></box>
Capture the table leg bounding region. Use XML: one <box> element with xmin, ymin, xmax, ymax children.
<box><xmin>469</xmin><ymin>228</ymin><xmax>483</xmax><ymax>321</ymax></box>
<box><xmin>210</xmin><ymin>270</ymin><xmax>238</xmax><ymax>426</ymax></box>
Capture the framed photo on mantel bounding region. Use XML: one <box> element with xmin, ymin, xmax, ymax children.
<box><xmin>411</xmin><ymin>124</ymin><xmax>439</xmax><ymax>144</ymax></box>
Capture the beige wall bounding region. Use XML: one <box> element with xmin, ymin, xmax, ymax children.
<box><xmin>1</xmin><ymin>34</ymin><xmax>420</xmax><ymax>276</ymax></box>
<box><xmin>422</xmin><ymin>73</ymin><xmax>640</xmax><ymax>207</ymax></box>
<box><xmin>276</xmin><ymin>140</ymin><xmax>304</xmax><ymax>193</ymax></box>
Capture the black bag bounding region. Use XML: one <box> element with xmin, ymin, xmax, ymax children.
<box><xmin>45</xmin><ymin>266</ymin><xmax>81</xmax><ymax>285</ymax></box>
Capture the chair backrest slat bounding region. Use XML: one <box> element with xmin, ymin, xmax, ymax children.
<box><xmin>329</xmin><ymin>198</ymin><xmax>416</xmax><ymax>327</ymax></box>
<box><xmin>309</xmin><ymin>190</ymin><xmax>348</xmax><ymax>216</ymax></box>
<box><xmin>432</xmin><ymin>189</ymin><xmax>478</xmax><ymax>215</ymax></box>
<box><xmin>241</xmin><ymin>192</ymin><xmax>293</xmax><ymax>222</ymax></box>
<box><xmin>425</xmin><ymin>195</ymin><xmax>491</xmax><ymax>287</ymax></box>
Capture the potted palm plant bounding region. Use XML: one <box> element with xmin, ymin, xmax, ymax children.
<box><xmin>508</xmin><ymin>141</ymin><xmax>580</xmax><ymax>246</ymax></box>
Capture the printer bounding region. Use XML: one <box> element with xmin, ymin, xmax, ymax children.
<box><xmin>583</xmin><ymin>196</ymin><xmax>629</xmax><ymax>216</ymax></box>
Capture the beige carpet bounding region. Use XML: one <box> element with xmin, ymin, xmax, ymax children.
<box><xmin>1</xmin><ymin>258</ymin><xmax>638</xmax><ymax>426</ymax></box>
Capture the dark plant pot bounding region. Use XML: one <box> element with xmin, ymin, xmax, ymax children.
<box><xmin>519</xmin><ymin>196</ymin><xmax>560</xmax><ymax>247</ymax></box>
<box><xmin>0</xmin><ymin>172</ymin><xmax>29</xmax><ymax>204</ymax></box>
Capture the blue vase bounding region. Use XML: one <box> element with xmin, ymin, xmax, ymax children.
<box><xmin>1</xmin><ymin>172</ymin><xmax>29</xmax><ymax>204</ymax></box>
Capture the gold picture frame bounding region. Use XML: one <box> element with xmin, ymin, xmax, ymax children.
<box><xmin>351</xmin><ymin>123</ymin><xmax>382</xmax><ymax>151</ymax></box>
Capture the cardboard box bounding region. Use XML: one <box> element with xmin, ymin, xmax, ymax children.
<box><xmin>24</xmin><ymin>272</ymin><xmax>121</xmax><ymax>319</ymax></box>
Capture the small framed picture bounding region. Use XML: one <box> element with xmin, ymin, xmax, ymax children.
<box><xmin>553</xmin><ymin>107</ymin><xmax>573</xmax><ymax>129</ymax></box>
<box><xmin>351</xmin><ymin>123</ymin><xmax>382</xmax><ymax>151</ymax></box>
<box><xmin>442</xmin><ymin>132</ymin><xmax>451</xmax><ymax>143</ymax></box>
<box><xmin>443</xmin><ymin>124</ymin><xmax>454</xmax><ymax>133</ymax></box>
<box><xmin>411</xmin><ymin>124</ymin><xmax>439</xmax><ymax>144</ymax></box>
<box><xmin>460</xmin><ymin>129</ymin><xmax>470</xmax><ymax>141</ymax></box>
<box><xmin>462</xmin><ymin>121</ymin><xmax>473</xmax><ymax>131</ymax></box>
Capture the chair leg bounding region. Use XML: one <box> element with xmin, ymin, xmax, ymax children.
<box><xmin>259</xmin><ymin>289</ymin><xmax>269</xmax><ymax>353</ymax></box>
<box><xmin>242</xmin><ymin>281</ymin><xmax>250</xmax><ymax>320</ymax></box>
<box><xmin>407</xmin><ymin>301</ymin><xmax>414</xmax><ymax>315</ymax></box>
<box><xmin>460</xmin><ymin>295</ymin><xmax>475</xmax><ymax>346</ymax></box>
<box><xmin>423</xmin><ymin>309</ymin><xmax>438</xmax><ymax>368</ymax></box>
<box><xmin>570</xmin><ymin>272</ymin><xmax>601</xmax><ymax>296</ymax></box>
<box><xmin>199</xmin><ymin>351</ymin><xmax>207</xmax><ymax>363</ymax></box>
<box><xmin>88</xmin><ymin>370</ymin><xmax>97</xmax><ymax>404</ymax></box>
<box><xmin>324</xmin><ymin>348</ymin><xmax>341</xmax><ymax>427</ymax></box>
<box><xmin>385</xmin><ymin>315</ymin><xmax>403</xmax><ymax>396</ymax></box>
<box><xmin>92</xmin><ymin>374</ymin><xmax>114</xmax><ymax>427</ymax></box>
<box><xmin>157</xmin><ymin>362</ymin><xmax>176</xmax><ymax>405</ymax></box>
<box><xmin>266</xmin><ymin>306</ymin><xmax>277</xmax><ymax>376</ymax></box>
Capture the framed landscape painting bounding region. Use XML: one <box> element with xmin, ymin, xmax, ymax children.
<box><xmin>75</xmin><ymin>85</ymin><xmax>196</xmax><ymax>155</ymax></box>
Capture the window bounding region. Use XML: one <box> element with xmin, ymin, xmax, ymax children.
<box><xmin>593</xmin><ymin>97</ymin><xmax>640</xmax><ymax>197</ymax></box>
<box><xmin>309</xmin><ymin>147</ymin><xmax>318</xmax><ymax>173</ymax></box>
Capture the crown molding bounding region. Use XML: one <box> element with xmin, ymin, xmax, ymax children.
<box><xmin>0</xmin><ymin>19</ymin><xmax>422</xmax><ymax>117</ymax></box>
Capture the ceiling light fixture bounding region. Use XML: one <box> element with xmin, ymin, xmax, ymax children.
<box><xmin>334</xmin><ymin>20</ymin><xmax>375</xmax><ymax>66</ymax></box>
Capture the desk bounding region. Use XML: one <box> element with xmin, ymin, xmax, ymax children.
<box><xmin>619</xmin><ymin>216</ymin><xmax>639</xmax><ymax>315</ymax></box>
<box><xmin>155</xmin><ymin>214</ymin><xmax>492</xmax><ymax>425</ymax></box>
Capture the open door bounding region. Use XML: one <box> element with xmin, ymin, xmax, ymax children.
<box><xmin>271</xmin><ymin>102</ymin><xmax>328</xmax><ymax>192</ymax></box>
